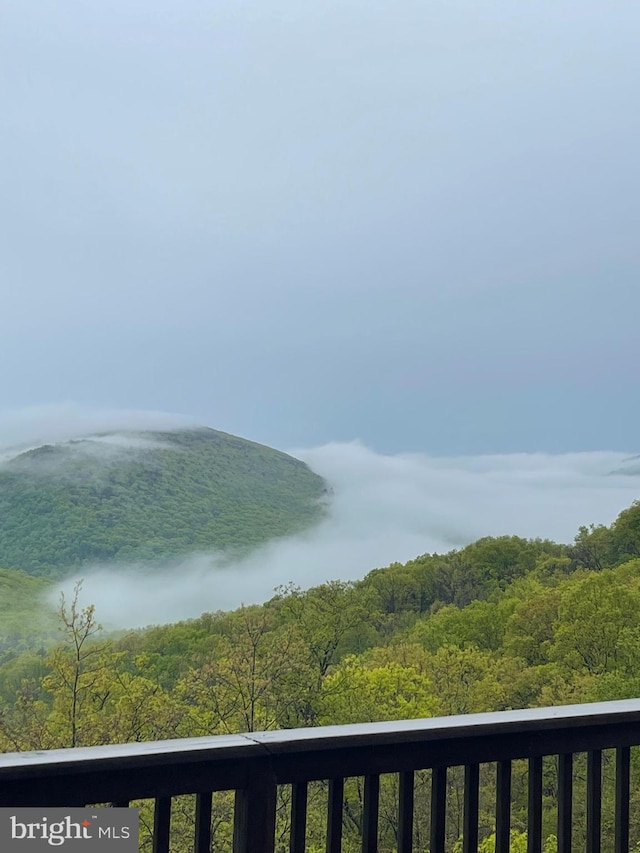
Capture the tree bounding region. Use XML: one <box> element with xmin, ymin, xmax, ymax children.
<box><xmin>460</xmin><ymin>536</ymin><xmax>539</xmax><ymax>585</ymax></box>
<box><xmin>612</xmin><ymin>501</ymin><xmax>640</xmax><ymax>561</ymax></box>
<box><xmin>410</xmin><ymin>598</ymin><xmax>516</xmax><ymax>654</ymax></box>
<box><xmin>550</xmin><ymin>571</ymin><xmax>640</xmax><ymax>675</ymax></box>
<box><xmin>276</xmin><ymin>581</ymin><xmax>375</xmax><ymax>683</ymax></box>
<box><xmin>504</xmin><ymin>585</ymin><xmax>562</xmax><ymax>666</ymax></box>
<box><xmin>432</xmin><ymin>555</ymin><xmax>487</xmax><ymax>608</ymax></box>
<box><xmin>318</xmin><ymin>656</ymin><xmax>437</xmax><ymax>725</ymax></box>
<box><xmin>177</xmin><ymin>605</ymin><xmax>313</xmax><ymax>733</ymax></box>
<box><xmin>568</xmin><ymin>524</ymin><xmax>615</xmax><ymax>571</ymax></box>
<box><xmin>44</xmin><ymin>582</ymin><xmax>110</xmax><ymax>747</ymax></box>
<box><xmin>421</xmin><ymin>645</ymin><xmax>509</xmax><ymax>715</ymax></box>
<box><xmin>0</xmin><ymin>583</ymin><xmax>188</xmax><ymax>751</ymax></box>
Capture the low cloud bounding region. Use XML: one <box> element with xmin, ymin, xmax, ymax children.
<box><xmin>0</xmin><ymin>404</ymin><xmax>197</xmax><ymax>462</ymax></box>
<box><xmin>47</xmin><ymin>441</ymin><xmax>640</xmax><ymax>631</ymax></box>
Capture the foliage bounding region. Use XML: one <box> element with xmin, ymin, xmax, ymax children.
<box><xmin>0</xmin><ymin>583</ymin><xmax>190</xmax><ymax>751</ymax></box>
<box><xmin>176</xmin><ymin>605</ymin><xmax>314</xmax><ymax>733</ymax></box>
<box><xmin>318</xmin><ymin>655</ymin><xmax>437</xmax><ymax>724</ymax></box>
<box><xmin>0</xmin><ymin>427</ymin><xmax>327</xmax><ymax>575</ymax></box>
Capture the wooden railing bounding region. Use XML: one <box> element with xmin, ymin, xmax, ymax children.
<box><xmin>1</xmin><ymin>699</ymin><xmax>640</xmax><ymax>852</ymax></box>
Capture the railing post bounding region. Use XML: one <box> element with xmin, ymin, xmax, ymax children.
<box><xmin>557</xmin><ymin>753</ymin><xmax>573</xmax><ymax>853</ymax></box>
<box><xmin>194</xmin><ymin>792</ymin><xmax>213</xmax><ymax>853</ymax></box>
<box><xmin>528</xmin><ymin>756</ymin><xmax>543</xmax><ymax>853</ymax></box>
<box><xmin>290</xmin><ymin>782</ymin><xmax>308</xmax><ymax>853</ymax></box>
<box><xmin>463</xmin><ymin>764</ymin><xmax>479</xmax><ymax>853</ymax></box>
<box><xmin>362</xmin><ymin>774</ymin><xmax>380</xmax><ymax>853</ymax></box>
<box><xmin>586</xmin><ymin>751</ymin><xmax>601</xmax><ymax>853</ymax></box>
<box><xmin>398</xmin><ymin>770</ymin><xmax>414</xmax><ymax>853</ymax></box>
<box><xmin>152</xmin><ymin>797</ymin><xmax>172</xmax><ymax>853</ymax></box>
<box><xmin>430</xmin><ymin>766</ymin><xmax>447</xmax><ymax>853</ymax></box>
<box><xmin>326</xmin><ymin>777</ymin><xmax>344</xmax><ymax>853</ymax></box>
<box><xmin>615</xmin><ymin>746</ymin><xmax>630</xmax><ymax>853</ymax></box>
<box><xmin>233</xmin><ymin>762</ymin><xmax>277</xmax><ymax>853</ymax></box>
<box><xmin>496</xmin><ymin>760</ymin><xmax>512</xmax><ymax>853</ymax></box>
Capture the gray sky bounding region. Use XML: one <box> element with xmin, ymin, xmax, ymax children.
<box><xmin>2</xmin><ymin>0</ymin><xmax>639</xmax><ymax>454</ymax></box>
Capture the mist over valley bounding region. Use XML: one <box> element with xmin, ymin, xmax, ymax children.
<box><xmin>0</xmin><ymin>407</ymin><xmax>637</xmax><ymax>631</ymax></box>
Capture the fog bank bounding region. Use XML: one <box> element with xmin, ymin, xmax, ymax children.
<box><xmin>48</xmin><ymin>442</ymin><xmax>639</xmax><ymax>630</ymax></box>
<box><xmin>0</xmin><ymin>404</ymin><xmax>197</xmax><ymax>462</ymax></box>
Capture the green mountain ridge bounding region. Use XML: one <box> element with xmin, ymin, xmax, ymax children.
<box><xmin>0</xmin><ymin>427</ymin><xmax>327</xmax><ymax>576</ymax></box>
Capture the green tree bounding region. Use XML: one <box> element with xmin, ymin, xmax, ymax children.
<box><xmin>318</xmin><ymin>656</ymin><xmax>437</xmax><ymax>725</ymax></box>
<box><xmin>550</xmin><ymin>570</ymin><xmax>640</xmax><ymax>675</ymax></box>
<box><xmin>0</xmin><ymin>585</ymin><xmax>188</xmax><ymax>751</ymax></box>
<box><xmin>44</xmin><ymin>582</ymin><xmax>109</xmax><ymax>747</ymax></box>
<box><xmin>611</xmin><ymin>501</ymin><xmax>640</xmax><ymax>561</ymax></box>
<box><xmin>275</xmin><ymin>581</ymin><xmax>376</xmax><ymax>709</ymax></box>
<box><xmin>177</xmin><ymin>605</ymin><xmax>312</xmax><ymax>733</ymax></box>
<box><xmin>504</xmin><ymin>585</ymin><xmax>562</xmax><ymax>665</ymax></box>
<box><xmin>409</xmin><ymin>598</ymin><xmax>516</xmax><ymax>654</ymax></box>
<box><xmin>568</xmin><ymin>524</ymin><xmax>615</xmax><ymax>571</ymax></box>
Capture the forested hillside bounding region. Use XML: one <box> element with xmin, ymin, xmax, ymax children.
<box><xmin>0</xmin><ymin>500</ymin><xmax>639</xmax><ymax>850</ymax></box>
<box><xmin>0</xmin><ymin>427</ymin><xmax>326</xmax><ymax>575</ymax></box>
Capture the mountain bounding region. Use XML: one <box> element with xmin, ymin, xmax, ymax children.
<box><xmin>0</xmin><ymin>427</ymin><xmax>327</xmax><ymax>576</ymax></box>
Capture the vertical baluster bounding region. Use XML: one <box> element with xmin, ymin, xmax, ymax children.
<box><xmin>233</xmin><ymin>765</ymin><xmax>277</xmax><ymax>853</ymax></box>
<box><xmin>430</xmin><ymin>766</ymin><xmax>447</xmax><ymax>853</ymax></box>
<box><xmin>326</xmin><ymin>778</ymin><xmax>344</xmax><ymax>853</ymax></box>
<box><xmin>290</xmin><ymin>782</ymin><xmax>308</xmax><ymax>853</ymax></box>
<box><xmin>615</xmin><ymin>747</ymin><xmax>630</xmax><ymax>853</ymax></box>
<box><xmin>362</xmin><ymin>775</ymin><xmax>380</xmax><ymax>853</ymax></box>
<box><xmin>496</xmin><ymin>761</ymin><xmax>511</xmax><ymax>853</ymax></box>
<box><xmin>586</xmin><ymin>750</ymin><xmax>601</xmax><ymax>853</ymax></box>
<box><xmin>195</xmin><ymin>792</ymin><xmax>212</xmax><ymax>853</ymax></box>
<box><xmin>463</xmin><ymin>764</ymin><xmax>479</xmax><ymax>853</ymax></box>
<box><xmin>558</xmin><ymin>753</ymin><xmax>573</xmax><ymax>853</ymax></box>
<box><xmin>398</xmin><ymin>771</ymin><xmax>414</xmax><ymax>853</ymax></box>
<box><xmin>152</xmin><ymin>797</ymin><xmax>172</xmax><ymax>853</ymax></box>
<box><xmin>527</xmin><ymin>757</ymin><xmax>543</xmax><ymax>853</ymax></box>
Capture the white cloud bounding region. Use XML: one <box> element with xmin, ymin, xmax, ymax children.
<box><xmin>46</xmin><ymin>440</ymin><xmax>639</xmax><ymax>631</ymax></box>
<box><xmin>0</xmin><ymin>404</ymin><xmax>197</xmax><ymax>462</ymax></box>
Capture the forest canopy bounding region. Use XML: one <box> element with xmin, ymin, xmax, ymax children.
<box><xmin>0</xmin><ymin>427</ymin><xmax>327</xmax><ymax>575</ymax></box>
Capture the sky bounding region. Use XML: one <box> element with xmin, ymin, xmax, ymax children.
<box><xmin>2</xmin><ymin>0</ymin><xmax>639</xmax><ymax>455</ymax></box>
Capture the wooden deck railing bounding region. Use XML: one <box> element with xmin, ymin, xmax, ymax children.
<box><xmin>1</xmin><ymin>699</ymin><xmax>640</xmax><ymax>851</ymax></box>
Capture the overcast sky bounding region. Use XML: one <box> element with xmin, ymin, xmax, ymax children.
<box><xmin>2</xmin><ymin>0</ymin><xmax>639</xmax><ymax>455</ymax></box>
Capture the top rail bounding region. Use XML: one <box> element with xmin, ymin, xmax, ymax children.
<box><xmin>1</xmin><ymin>699</ymin><xmax>640</xmax><ymax>787</ymax></box>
